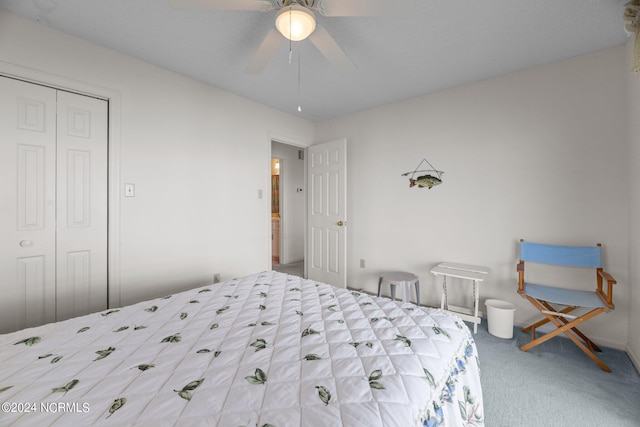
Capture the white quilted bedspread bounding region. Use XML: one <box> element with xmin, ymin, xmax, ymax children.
<box><xmin>0</xmin><ymin>272</ymin><xmax>483</xmax><ymax>426</ymax></box>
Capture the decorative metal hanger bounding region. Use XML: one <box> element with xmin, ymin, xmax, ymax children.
<box><xmin>401</xmin><ymin>158</ymin><xmax>444</xmax><ymax>189</ymax></box>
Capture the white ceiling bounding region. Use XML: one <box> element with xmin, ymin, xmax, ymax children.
<box><xmin>0</xmin><ymin>0</ymin><xmax>630</xmax><ymax>122</ymax></box>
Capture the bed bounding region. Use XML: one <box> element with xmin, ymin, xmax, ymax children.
<box><xmin>0</xmin><ymin>271</ymin><xmax>484</xmax><ymax>426</ymax></box>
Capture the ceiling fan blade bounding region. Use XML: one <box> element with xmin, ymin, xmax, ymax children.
<box><xmin>246</xmin><ymin>28</ymin><xmax>284</xmax><ymax>74</ymax></box>
<box><xmin>308</xmin><ymin>25</ymin><xmax>354</xmax><ymax>72</ymax></box>
<box><xmin>313</xmin><ymin>0</ymin><xmax>395</xmax><ymax>16</ymax></box>
<box><xmin>169</xmin><ymin>0</ymin><xmax>274</xmax><ymax>12</ymax></box>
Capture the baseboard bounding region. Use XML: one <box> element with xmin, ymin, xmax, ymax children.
<box><xmin>626</xmin><ymin>344</ymin><xmax>640</xmax><ymax>374</ymax></box>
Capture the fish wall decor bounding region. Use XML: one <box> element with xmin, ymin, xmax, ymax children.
<box><xmin>401</xmin><ymin>158</ymin><xmax>443</xmax><ymax>190</ymax></box>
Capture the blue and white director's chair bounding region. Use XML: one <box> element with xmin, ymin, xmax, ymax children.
<box><xmin>517</xmin><ymin>240</ymin><xmax>617</xmax><ymax>372</ymax></box>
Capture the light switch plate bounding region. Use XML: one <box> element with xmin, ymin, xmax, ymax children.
<box><xmin>124</xmin><ymin>183</ymin><xmax>135</xmax><ymax>197</ymax></box>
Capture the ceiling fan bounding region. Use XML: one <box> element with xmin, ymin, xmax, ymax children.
<box><xmin>168</xmin><ymin>0</ymin><xmax>399</xmax><ymax>74</ymax></box>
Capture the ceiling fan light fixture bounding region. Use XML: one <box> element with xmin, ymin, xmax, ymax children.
<box><xmin>275</xmin><ymin>4</ymin><xmax>316</xmax><ymax>41</ymax></box>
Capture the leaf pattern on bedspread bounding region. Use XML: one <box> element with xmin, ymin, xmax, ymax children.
<box><xmin>174</xmin><ymin>379</ymin><xmax>204</xmax><ymax>401</ymax></box>
<box><xmin>250</xmin><ymin>338</ymin><xmax>267</xmax><ymax>352</ymax></box>
<box><xmin>216</xmin><ymin>306</ymin><xmax>230</xmax><ymax>315</ymax></box>
<box><xmin>421</xmin><ymin>338</ymin><xmax>484</xmax><ymax>426</ymax></box>
<box><xmin>423</xmin><ymin>368</ymin><xmax>436</xmax><ymax>388</ymax></box>
<box><xmin>0</xmin><ymin>271</ymin><xmax>484</xmax><ymax>426</ymax></box>
<box><xmin>458</xmin><ymin>385</ymin><xmax>482</xmax><ymax>426</ymax></box>
<box><xmin>315</xmin><ymin>385</ymin><xmax>332</xmax><ymax>405</ymax></box>
<box><xmin>94</xmin><ymin>347</ymin><xmax>115</xmax><ymax>361</ymax></box>
<box><xmin>395</xmin><ymin>335</ymin><xmax>412</xmax><ymax>347</ymax></box>
<box><xmin>303</xmin><ymin>354</ymin><xmax>322</xmax><ymax>360</ymax></box>
<box><xmin>51</xmin><ymin>379</ymin><xmax>78</xmax><ymax>394</ymax></box>
<box><xmin>161</xmin><ymin>334</ymin><xmax>181</xmax><ymax>343</ymax></box>
<box><xmin>301</xmin><ymin>327</ymin><xmax>320</xmax><ymax>337</ymax></box>
<box><xmin>13</xmin><ymin>336</ymin><xmax>40</xmax><ymax>346</ymax></box>
<box><xmin>245</xmin><ymin>368</ymin><xmax>267</xmax><ymax>385</ymax></box>
<box><xmin>106</xmin><ymin>397</ymin><xmax>126</xmax><ymax>419</ymax></box>
<box><xmin>368</xmin><ymin>370</ymin><xmax>385</xmax><ymax>390</ymax></box>
<box><xmin>135</xmin><ymin>364</ymin><xmax>155</xmax><ymax>371</ymax></box>
<box><xmin>433</xmin><ymin>326</ymin><xmax>451</xmax><ymax>339</ymax></box>
<box><xmin>101</xmin><ymin>309</ymin><xmax>120</xmax><ymax>317</ymax></box>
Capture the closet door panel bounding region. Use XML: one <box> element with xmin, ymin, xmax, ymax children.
<box><xmin>56</xmin><ymin>90</ymin><xmax>108</xmax><ymax>321</ymax></box>
<box><xmin>0</xmin><ymin>77</ymin><xmax>57</xmax><ymax>333</ymax></box>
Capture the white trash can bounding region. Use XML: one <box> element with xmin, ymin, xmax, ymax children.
<box><xmin>485</xmin><ymin>299</ymin><xmax>516</xmax><ymax>339</ymax></box>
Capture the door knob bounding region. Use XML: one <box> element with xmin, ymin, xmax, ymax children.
<box><xmin>19</xmin><ymin>240</ymin><xmax>33</xmax><ymax>247</ymax></box>
<box><xmin>337</xmin><ymin>221</ymin><xmax>345</xmax><ymax>226</ymax></box>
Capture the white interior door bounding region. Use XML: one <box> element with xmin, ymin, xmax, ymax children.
<box><xmin>307</xmin><ymin>139</ymin><xmax>347</xmax><ymax>287</ymax></box>
<box><xmin>55</xmin><ymin>90</ymin><xmax>108</xmax><ymax>321</ymax></box>
<box><xmin>0</xmin><ymin>77</ymin><xmax>108</xmax><ymax>333</ymax></box>
<box><xmin>0</xmin><ymin>77</ymin><xmax>57</xmax><ymax>333</ymax></box>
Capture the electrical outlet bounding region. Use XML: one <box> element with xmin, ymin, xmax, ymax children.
<box><xmin>360</xmin><ymin>259</ymin><xmax>366</xmax><ymax>268</ymax></box>
<box><xmin>213</xmin><ymin>273</ymin><xmax>221</xmax><ymax>283</ymax></box>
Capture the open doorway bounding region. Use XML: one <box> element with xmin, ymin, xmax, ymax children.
<box><xmin>271</xmin><ymin>157</ymin><xmax>281</xmax><ymax>266</ymax></box>
<box><xmin>271</xmin><ymin>141</ymin><xmax>305</xmax><ymax>278</ymax></box>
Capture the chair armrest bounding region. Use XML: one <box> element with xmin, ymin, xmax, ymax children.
<box><xmin>598</xmin><ymin>270</ymin><xmax>616</xmax><ymax>284</ymax></box>
<box><xmin>596</xmin><ymin>269</ymin><xmax>616</xmax><ymax>309</ymax></box>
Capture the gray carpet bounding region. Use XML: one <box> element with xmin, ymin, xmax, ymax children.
<box><xmin>472</xmin><ymin>322</ymin><xmax>640</xmax><ymax>427</ymax></box>
<box><xmin>272</xmin><ymin>261</ymin><xmax>304</xmax><ymax>277</ymax></box>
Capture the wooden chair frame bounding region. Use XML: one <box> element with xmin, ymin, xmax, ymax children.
<box><xmin>517</xmin><ymin>241</ymin><xmax>616</xmax><ymax>372</ymax></box>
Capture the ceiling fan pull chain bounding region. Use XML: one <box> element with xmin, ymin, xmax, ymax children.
<box><xmin>298</xmin><ymin>46</ymin><xmax>303</xmax><ymax>112</ymax></box>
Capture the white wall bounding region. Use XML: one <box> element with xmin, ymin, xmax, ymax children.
<box><xmin>0</xmin><ymin>11</ymin><xmax>634</xmax><ymax>351</ymax></box>
<box><xmin>315</xmin><ymin>47</ymin><xmax>631</xmax><ymax>349</ymax></box>
<box><xmin>628</xmin><ymin>39</ymin><xmax>640</xmax><ymax>368</ymax></box>
<box><xmin>0</xmin><ymin>11</ymin><xmax>315</xmax><ymax>306</ymax></box>
<box><xmin>271</xmin><ymin>141</ymin><xmax>305</xmax><ymax>264</ymax></box>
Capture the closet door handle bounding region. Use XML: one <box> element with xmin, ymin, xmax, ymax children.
<box><xmin>19</xmin><ymin>240</ymin><xmax>33</xmax><ymax>247</ymax></box>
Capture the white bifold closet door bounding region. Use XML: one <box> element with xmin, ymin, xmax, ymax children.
<box><xmin>0</xmin><ymin>76</ymin><xmax>108</xmax><ymax>334</ymax></box>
